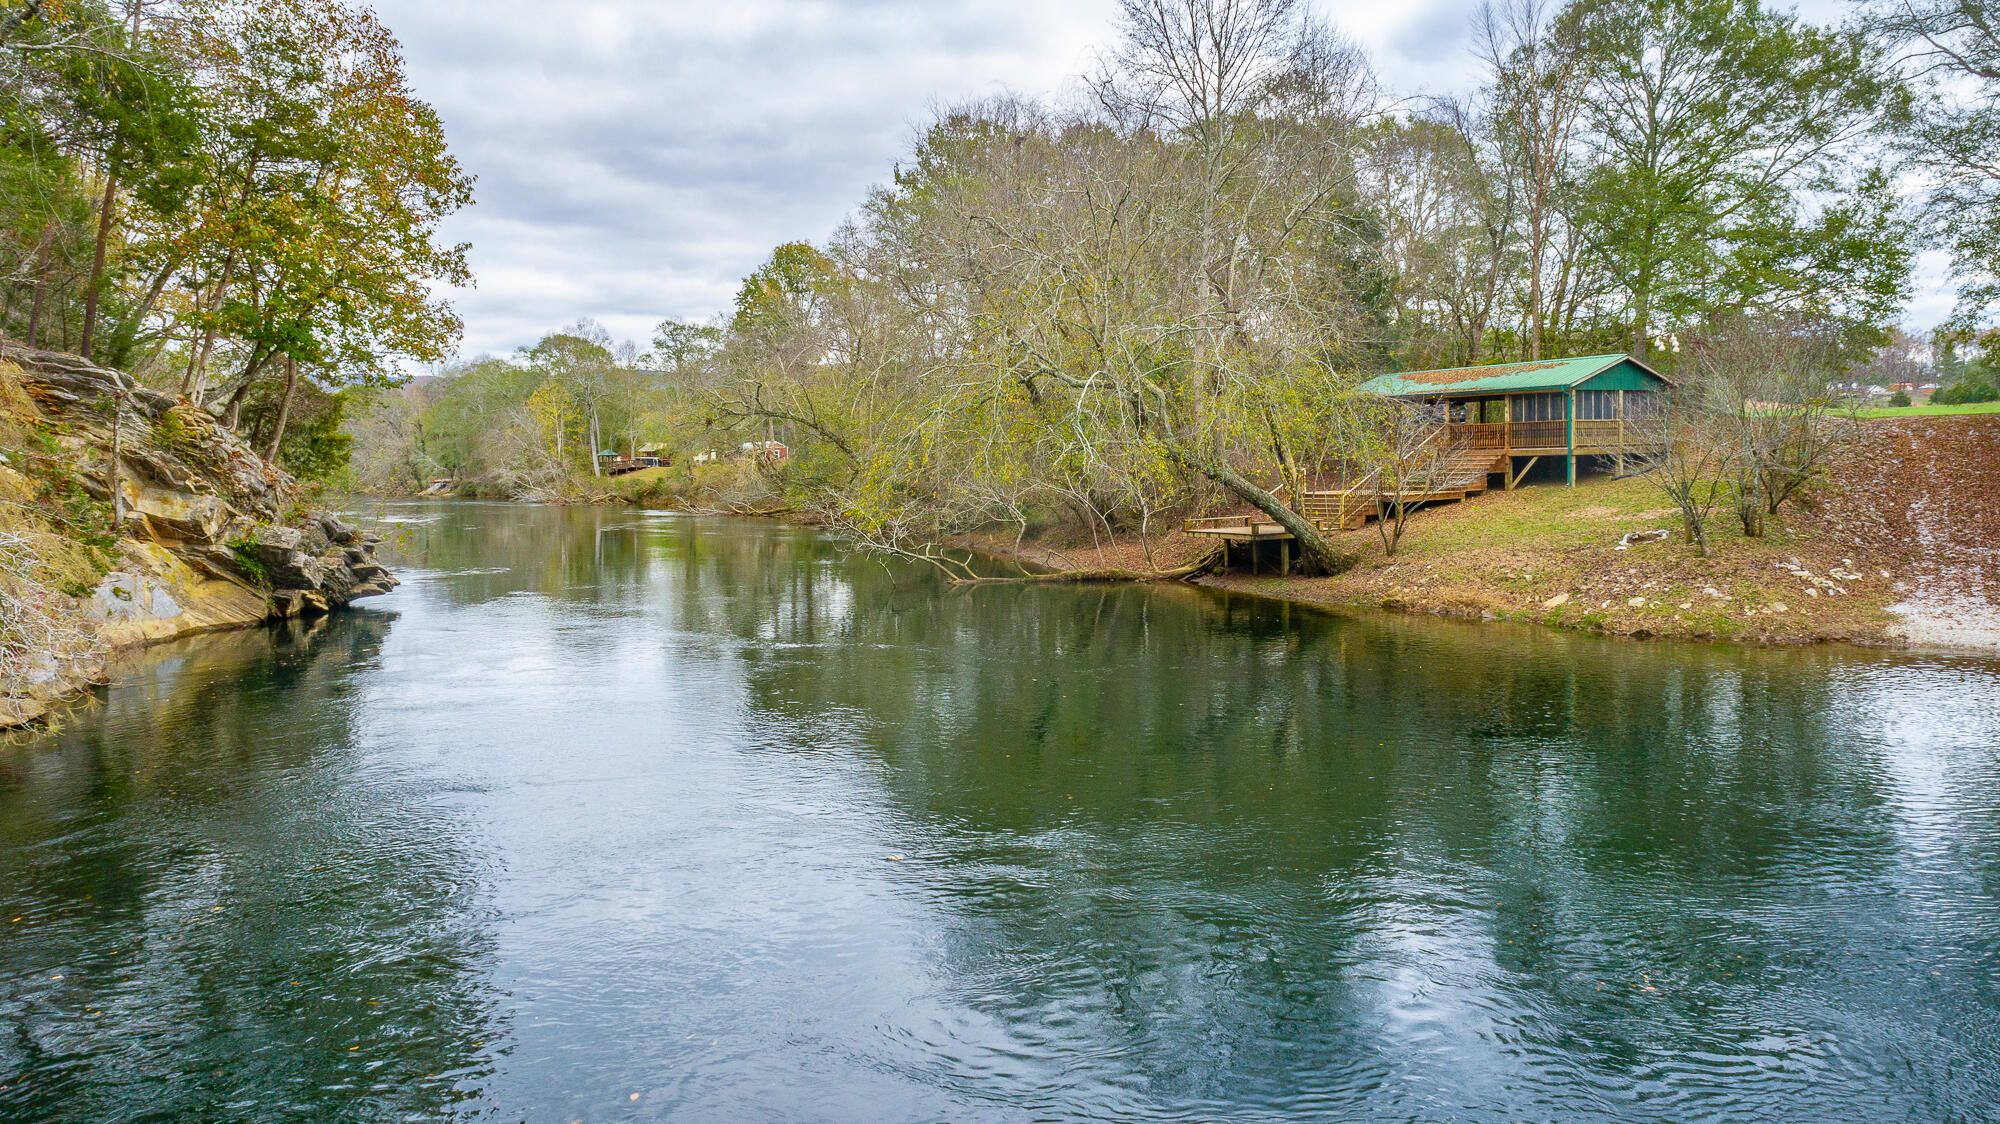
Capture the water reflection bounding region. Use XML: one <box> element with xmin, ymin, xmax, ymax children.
<box><xmin>0</xmin><ymin>612</ymin><xmax>504</xmax><ymax>1122</ymax></box>
<box><xmin>1</xmin><ymin>500</ymin><xmax>1996</xmax><ymax>1122</ymax></box>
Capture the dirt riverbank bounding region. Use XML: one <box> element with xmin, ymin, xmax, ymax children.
<box><xmin>963</xmin><ymin>415</ymin><xmax>2000</xmax><ymax>655</ymax></box>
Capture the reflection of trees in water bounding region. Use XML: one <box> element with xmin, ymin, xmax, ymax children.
<box><xmin>371</xmin><ymin>501</ymin><xmax>667</xmax><ymax>608</ymax></box>
<box><xmin>713</xmin><ymin>555</ymin><xmax>1998</xmax><ymax>1108</ymax></box>
<box><xmin>0</xmin><ymin>608</ymin><xmax>505</xmax><ymax>1123</ymax></box>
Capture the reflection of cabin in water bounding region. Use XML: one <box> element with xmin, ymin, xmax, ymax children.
<box><xmin>1358</xmin><ymin>353</ymin><xmax>1672</xmax><ymax>488</ymax></box>
<box><xmin>1182</xmin><ymin>353</ymin><xmax>1674</xmax><ymax>563</ymax></box>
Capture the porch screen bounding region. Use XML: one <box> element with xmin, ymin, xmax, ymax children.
<box><xmin>1512</xmin><ymin>392</ymin><xmax>1565</xmax><ymax>421</ymax></box>
<box><xmin>1578</xmin><ymin>390</ymin><xmax>1621</xmax><ymax>419</ymax></box>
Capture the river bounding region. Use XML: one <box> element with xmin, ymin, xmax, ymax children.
<box><xmin>3</xmin><ymin>502</ymin><xmax>1998</xmax><ymax>1122</ymax></box>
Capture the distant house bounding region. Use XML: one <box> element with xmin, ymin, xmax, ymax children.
<box><xmin>737</xmin><ymin>440</ymin><xmax>788</xmax><ymax>464</ymax></box>
<box><xmin>1359</xmin><ymin>353</ymin><xmax>1674</xmax><ymax>486</ymax></box>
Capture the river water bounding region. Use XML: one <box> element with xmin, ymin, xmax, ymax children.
<box><xmin>3</xmin><ymin>502</ymin><xmax>1998</xmax><ymax>1122</ymax></box>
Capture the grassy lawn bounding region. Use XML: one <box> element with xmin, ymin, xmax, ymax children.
<box><xmin>1854</xmin><ymin>401</ymin><xmax>2000</xmax><ymax>418</ymax></box>
<box><xmin>1353</xmin><ymin>474</ymin><xmax>1678</xmax><ymax>558</ymax></box>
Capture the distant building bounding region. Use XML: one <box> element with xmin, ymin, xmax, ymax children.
<box><xmin>737</xmin><ymin>441</ymin><xmax>788</xmax><ymax>464</ymax></box>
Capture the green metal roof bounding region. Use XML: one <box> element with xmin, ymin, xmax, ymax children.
<box><xmin>1359</xmin><ymin>354</ymin><xmax>1664</xmax><ymax>397</ymax></box>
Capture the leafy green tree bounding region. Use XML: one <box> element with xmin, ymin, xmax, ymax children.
<box><xmin>652</xmin><ymin>318</ymin><xmax>723</xmax><ymax>380</ymax></box>
<box><xmin>1932</xmin><ymin>364</ymin><xmax>1999</xmax><ymax>404</ymax></box>
<box><xmin>1872</xmin><ymin>0</ymin><xmax>2000</xmax><ymax>341</ymax></box>
<box><xmin>192</xmin><ymin>0</ymin><xmax>472</xmax><ymax>450</ymax></box>
<box><xmin>1566</xmin><ymin>0</ymin><xmax>1909</xmax><ymax>354</ymax></box>
<box><xmin>55</xmin><ymin>3</ymin><xmax>205</xmax><ymax>362</ymax></box>
<box><xmin>524</xmin><ymin>326</ymin><xmax>616</xmax><ymax>476</ymax></box>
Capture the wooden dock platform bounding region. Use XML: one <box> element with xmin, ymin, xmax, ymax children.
<box><xmin>1180</xmin><ymin>448</ymin><xmax>1513</xmax><ymax>571</ymax></box>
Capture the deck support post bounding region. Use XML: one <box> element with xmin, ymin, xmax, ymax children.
<box><xmin>1565</xmin><ymin>388</ymin><xmax>1577</xmax><ymax>487</ymax></box>
<box><xmin>1251</xmin><ymin>540</ymin><xmax>1260</xmax><ymax>575</ymax></box>
<box><xmin>1279</xmin><ymin>540</ymin><xmax>1290</xmax><ymax>577</ymax></box>
<box><xmin>1616</xmin><ymin>390</ymin><xmax>1626</xmax><ymax>474</ymax></box>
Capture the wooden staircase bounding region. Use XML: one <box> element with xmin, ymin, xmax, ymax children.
<box><xmin>1298</xmin><ymin>448</ymin><xmax>1509</xmax><ymax>532</ymax></box>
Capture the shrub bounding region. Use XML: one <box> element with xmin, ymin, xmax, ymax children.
<box><xmin>228</xmin><ymin>537</ymin><xmax>268</xmax><ymax>587</ymax></box>
<box><xmin>1887</xmin><ymin>390</ymin><xmax>1911</xmax><ymax>407</ymax></box>
<box><xmin>1932</xmin><ymin>375</ymin><xmax>1999</xmax><ymax>406</ymax></box>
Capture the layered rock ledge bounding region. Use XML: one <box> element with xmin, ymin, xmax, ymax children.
<box><xmin>0</xmin><ymin>342</ymin><xmax>397</xmax><ymax>726</ymax></box>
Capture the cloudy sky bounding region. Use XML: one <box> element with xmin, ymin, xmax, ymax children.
<box><xmin>369</xmin><ymin>0</ymin><xmax>1941</xmax><ymax>361</ymax></box>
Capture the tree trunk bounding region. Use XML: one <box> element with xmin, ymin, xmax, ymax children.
<box><xmin>222</xmin><ymin>348</ymin><xmax>270</xmax><ymax>429</ymax></box>
<box><xmin>25</xmin><ymin>278</ymin><xmax>44</xmax><ymax>347</ymax></box>
<box><xmin>184</xmin><ymin>247</ymin><xmax>237</xmax><ymax>401</ymax></box>
<box><xmin>265</xmin><ymin>355</ymin><xmax>298</xmax><ymax>462</ymax></box>
<box><xmin>109</xmin><ymin>380</ymin><xmax>124</xmax><ymax>528</ymax></box>
<box><xmin>81</xmin><ymin>173</ymin><xmax>118</xmax><ymax>361</ymax></box>
<box><xmin>100</xmin><ymin>254</ymin><xmax>180</xmax><ymax>372</ymax></box>
<box><xmin>1528</xmin><ymin>213</ymin><xmax>1544</xmax><ymax>361</ymax></box>
<box><xmin>951</xmin><ymin>557</ymin><xmax>1218</xmax><ymax>584</ymax></box>
<box><xmin>1630</xmin><ymin>251</ymin><xmax>1655</xmax><ymax>358</ymax></box>
<box><xmin>1157</xmin><ymin>429</ymin><xmax>1352</xmax><ymax>574</ymax></box>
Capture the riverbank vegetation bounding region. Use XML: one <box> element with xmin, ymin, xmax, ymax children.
<box><xmin>0</xmin><ymin>0</ymin><xmax>469</xmax><ymax>479</ymax></box>
<box><xmin>968</xmin><ymin>412</ymin><xmax>2000</xmax><ymax>649</ymax></box>
<box><xmin>0</xmin><ymin>0</ymin><xmax>459</xmax><ymax>722</ymax></box>
<box><xmin>344</xmin><ymin>0</ymin><xmax>1999</xmax><ymax>595</ymax></box>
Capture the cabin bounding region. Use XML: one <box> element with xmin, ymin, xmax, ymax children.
<box><xmin>1358</xmin><ymin>353</ymin><xmax>1672</xmax><ymax>488</ymax></box>
<box><xmin>1181</xmin><ymin>353</ymin><xmax>1673</xmax><ymax>563</ymax></box>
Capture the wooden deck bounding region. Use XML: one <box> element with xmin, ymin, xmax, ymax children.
<box><xmin>1180</xmin><ymin>417</ymin><xmax>1660</xmax><ymax>563</ymax></box>
<box><xmin>598</xmin><ymin>457</ymin><xmax>668</xmax><ymax>477</ymax></box>
<box><xmin>1182</xmin><ymin>448</ymin><xmax>1512</xmax><ymax>548</ymax></box>
<box><xmin>1183</xmin><ymin>516</ymin><xmax>1297</xmax><ymax>539</ymax></box>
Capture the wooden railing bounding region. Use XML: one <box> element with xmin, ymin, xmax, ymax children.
<box><xmin>1444</xmin><ymin>418</ymin><xmax>1659</xmax><ymax>452</ymax></box>
<box><xmin>1452</xmin><ymin>422</ymin><xmax>1510</xmax><ymax>449</ymax></box>
<box><xmin>1510</xmin><ymin>420</ymin><xmax>1568</xmax><ymax>448</ymax></box>
<box><xmin>1300</xmin><ymin>467</ymin><xmax>1382</xmax><ymax>531</ymax></box>
<box><xmin>1183</xmin><ymin>514</ymin><xmax>1267</xmax><ymax>533</ymax></box>
<box><xmin>1576</xmin><ymin>419</ymin><xmax>1624</xmax><ymax>446</ymax></box>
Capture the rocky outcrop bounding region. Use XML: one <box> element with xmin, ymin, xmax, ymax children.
<box><xmin>0</xmin><ymin>342</ymin><xmax>398</xmax><ymax>726</ymax></box>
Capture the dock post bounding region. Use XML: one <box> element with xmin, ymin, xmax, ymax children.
<box><xmin>1280</xmin><ymin>540</ymin><xmax>1290</xmax><ymax>576</ymax></box>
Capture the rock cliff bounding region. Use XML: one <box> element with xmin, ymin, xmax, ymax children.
<box><xmin>0</xmin><ymin>342</ymin><xmax>396</xmax><ymax>726</ymax></box>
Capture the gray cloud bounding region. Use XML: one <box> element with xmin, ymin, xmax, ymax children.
<box><xmin>373</xmin><ymin>0</ymin><xmax>1949</xmax><ymax>360</ymax></box>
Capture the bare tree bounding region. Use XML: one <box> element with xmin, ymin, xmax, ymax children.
<box><xmin>1359</xmin><ymin>106</ymin><xmax>1516</xmax><ymax>367</ymax></box>
<box><xmin>1358</xmin><ymin>399</ymin><xmax>1466</xmax><ymax>556</ymax></box>
<box><xmin>1684</xmin><ymin>322</ymin><xmax>1857</xmax><ymax>535</ymax></box>
<box><xmin>1477</xmin><ymin>0</ymin><xmax>1587</xmax><ymax>360</ymax></box>
<box><xmin>711</xmin><ymin>4</ymin><xmax>1389</xmax><ymax>575</ymax></box>
<box><xmin>1632</xmin><ymin>394</ymin><xmax>1732</xmax><ymax>556</ymax></box>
